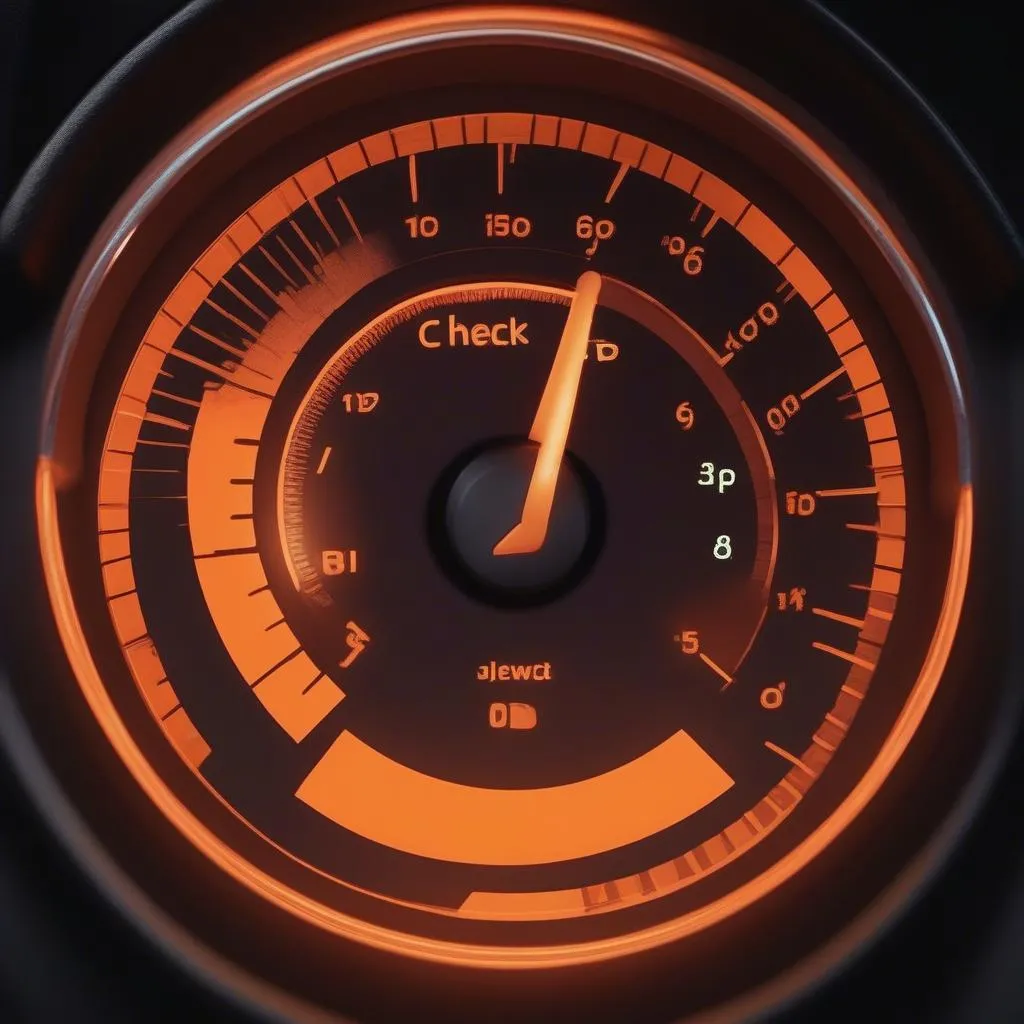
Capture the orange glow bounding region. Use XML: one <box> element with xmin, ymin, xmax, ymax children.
<box><xmin>32</xmin><ymin>5</ymin><xmax>971</xmax><ymax>972</ymax></box>
<box><xmin>254</xmin><ymin>653</ymin><xmax>345</xmax><ymax>743</ymax></box>
<box><xmin>188</xmin><ymin>389</ymin><xmax>267</xmax><ymax>555</ymax></box>
<box><xmin>693</xmin><ymin>172</ymin><xmax>748</xmax><ymax>226</ymax></box>
<box><xmin>163</xmin><ymin>707</ymin><xmax>212</xmax><ymax>768</ymax></box>
<box><xmin>296</xmin><ymin>729</ymin><xmax>732</xmax><ymax>866</ymax></box>
<box><xmin>843</xmin><ymin>343</ymin><xmax>882</xmax><ymax>391</ymax></box>
<box><xmin>736</xmin><ymin>205</ymin><xmax>793</xmax><ymax>264</ymax></box>
<box><xmin>777</xmin><ymin>248</ymin><xmax>831</xmax><ymax>307</ymax></box>
<box><xmin>193</xmin><ymin>553</ymin><xmax>296</xmax><ymax>681</ymax></box>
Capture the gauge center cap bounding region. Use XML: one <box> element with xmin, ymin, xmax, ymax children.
<box><xmin>432</xmin><ymin>441</ymin><xmax>603</xmax><ymax>605</ymax></box>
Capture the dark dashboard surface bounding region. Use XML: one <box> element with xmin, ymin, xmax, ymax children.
<box><xmin>0</xmin><ymin>2</ymin><xmax>1022</xmax><ymax>1021</ymax></box>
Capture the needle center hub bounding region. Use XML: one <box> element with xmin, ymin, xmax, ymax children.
<box><xmin>430</xmin><ymin>441</ymin><xmax>603</xmax><ymax>606</ymax></box>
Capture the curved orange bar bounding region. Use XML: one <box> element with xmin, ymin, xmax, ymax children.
<box><xmin>296</xmin><ymin>730</ymin><xmax>733</xmax><ymax>865</ymax></box>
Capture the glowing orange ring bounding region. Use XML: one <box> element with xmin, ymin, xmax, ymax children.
<box><xmin>37</xmin><ymin>7</ymin><xmax>972</xmax><ymax>970</ymax></box>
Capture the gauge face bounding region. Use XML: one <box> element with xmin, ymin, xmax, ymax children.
<box><xmin>38</xmin><ymin>13</ymin><xmax>969</xmax><ymax>972</ymax></box>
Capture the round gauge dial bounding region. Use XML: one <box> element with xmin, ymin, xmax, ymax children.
<box><xmin>36</xmin><ymin>9</ymin><xmax>970</xmax><ymax>981</ymax></box>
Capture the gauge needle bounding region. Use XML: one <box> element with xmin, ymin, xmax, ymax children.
<box><xmin>493</xmin><ymin>270</ymin><xmax>603</xmax><ymax>555</ymax></box>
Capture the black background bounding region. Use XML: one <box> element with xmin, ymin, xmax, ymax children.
<box><xmin>0</xmin><ymin>1</ymin><xmax>1022</xmax><ymax>1022</ymax></box>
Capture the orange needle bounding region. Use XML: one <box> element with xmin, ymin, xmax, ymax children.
<box><xmin>493</xmin><ymin>270</ymin><xmax>602</xmax><ymax>555</ymax></box>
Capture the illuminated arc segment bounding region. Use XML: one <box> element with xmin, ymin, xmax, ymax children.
<box><xmin>296</xmin><ymin>729</ymin><xmax>733</xmax><ymax>866</ymax></box>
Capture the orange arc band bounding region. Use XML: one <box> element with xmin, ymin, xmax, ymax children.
<box><xmin>296</xmin><ymin>729</ymin><xmax>733</xmax><ymax>865</ymax></box>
